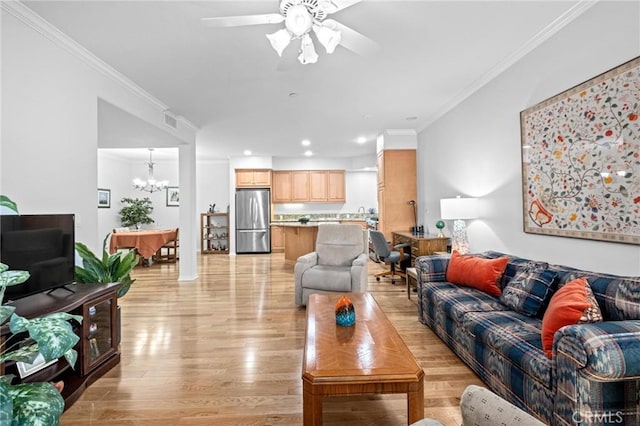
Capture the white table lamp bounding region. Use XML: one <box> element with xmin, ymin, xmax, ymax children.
<box><xmin>440</xmin><ymin>196</ymin><xmax>478</xmax><ymax>254</ymax></box>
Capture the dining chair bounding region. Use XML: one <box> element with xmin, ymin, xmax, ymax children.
<box><xmin>154</xmin><ymin>228</ymin><xmax>179</xmax><ymax>263</ymax></box>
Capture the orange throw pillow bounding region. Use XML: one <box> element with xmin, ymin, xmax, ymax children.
<box><xmin>541</xmin><ymin>277</ymin><xmax>603</xmax><ymax>358</ymax></box>
<box><xmin>445</xmin><ymin>251</ymin><xmax>509</xmax><ymax>297</ymax></box>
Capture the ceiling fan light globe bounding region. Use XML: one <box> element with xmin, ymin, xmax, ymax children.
<box><xmin>285</xmin><ymin>4</ymin><xmax>312</xmax><ymax>37</ymax></box>
<box><xmin>266</xmin><ymin>28</ymin><xmax>292</xmax><ymax>56</ymax></box>
<box><xmin>313</xmin><ymin>24</ymin><xmax>341</xmax><ymax>54</ymax></box>
<box><xmin>298</xmin><ymin>33</ymin><xmax>318</xmax><ymax>64</ymax></box>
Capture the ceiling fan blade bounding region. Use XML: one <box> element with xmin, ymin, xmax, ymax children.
<box><xmin>324</xmin><ymin>19</ymin><xmax>379</xmax><ymax>56</ymax></box>
<box><xmin>200</xmin><ymin>14</ymin><xmax>284</xmax><ymax>28</ymax></box>
<box><xmin>324</xmin><ymin>0</ymin><xmax>363</xmax><ymax>14</ymax></box>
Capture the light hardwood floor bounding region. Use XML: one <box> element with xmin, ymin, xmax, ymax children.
<box><xmin>61</xmin><ymin>253</ymin><xmax>482</xmax><ymax>425</ymax></box>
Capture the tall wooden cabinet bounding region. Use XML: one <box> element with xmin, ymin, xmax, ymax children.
<box><xmin>377</xmin><ymin>149</ymin><xmax>417</xmax><ymax>240</ymax></box>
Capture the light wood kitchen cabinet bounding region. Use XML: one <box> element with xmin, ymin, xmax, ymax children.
<box><xmin>309</xmin><ymin>171</ymin><xmax>328</xmax><ymax>202</ymax></box>
<box><xmin>377</xmin><ymin>149</ymin><xmax>416</xmax><ymax>240</ymax></box>
<box><xmin>273</xmin><ymin>170</ymin><xmax>346</xmax><ymax>203</ymax></box>
<box><xmin>271</xmin><ymin>225</ymin><xmax>284</xmax><ymax>253</ymax></box>
<box><xmin>272</xmin><ymin>171</ymin><xmax>292</xmax><ymax>202</ymax></box>
<box><xmin>291</xmin><ymin>171</ymin><xmax>310</xmax><ymax>202</ymax></box>
<box><xmin>327</xmin><ymin>170</ymin><xmax>345</xmax><ymax>202</ymax></box>
<box><xmin>235</xmin><ymin>169</ymin><xmax>272</xmax><ymax>188</ymax></box>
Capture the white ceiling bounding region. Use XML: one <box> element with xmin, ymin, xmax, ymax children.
<box><xmin>23</xmin><ymin>0</ymin><xmax>584</xmax><ymax>161</ymax></box>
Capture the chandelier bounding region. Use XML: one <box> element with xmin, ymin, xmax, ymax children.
<box><xmin>266</xmin><ymin>0</ymin><xmax>342</xmax><ymax>65</ymax></box>
<box><xmin>133</xmin><ymin>149</ymin><xmax>169</xmax><ymax>193</ymax></box>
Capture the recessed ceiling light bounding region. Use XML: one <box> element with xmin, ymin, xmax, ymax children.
<box><xmin>301</xmin><ymin>139</ymin><xmax>311</xmax><ymax>146</ymax></box>
<box><xmin>243</xmin><ymin>150</ymin><xmax>252</xmax><ymax>156</ymax></box>
<box><xmin>405</xmin><ymin>116</ymin><xmax>418</xmax><ymax>121</ymax></box>
<box><xmin>304</xmin><ymin>150</ymin><xmax>313</xmax><ymax>156</ymax></box>
<box><xmin>356</xmin><ymin>136</ymin><xmax>367</xmax><ymax>144</ymax></box>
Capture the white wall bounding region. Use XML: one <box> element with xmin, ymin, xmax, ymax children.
<box><xmin>417</xmin><ymin>1</ymin><xmax>640</xmax><ymax>276</ymax></box>
<box><xmin>197</xmin><ymin>159</ymin><xmax>230</xmax><ymax>216</ymax></box>
<box><xmin>2</xmin><ymin>7</ymin><xmax>197</xmax><ymax>280</ymax></box>
<box><xmin>97</xmin><ymin>150</ymin><xmax>180</xmax><ymax>242</ymax></box>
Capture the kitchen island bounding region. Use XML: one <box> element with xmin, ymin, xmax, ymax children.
<box><xmin>273</xmin><ymin>219</ymin><xmax>368</xmax><ymax>263</ymax></box>
<box><xmin>279</xmin><ymin>223</ymin><xmax>319</xmax><ymax>263</ymax></box>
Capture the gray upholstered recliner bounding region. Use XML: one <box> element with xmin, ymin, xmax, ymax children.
<box><xmin>410</xmin><ymin>385</ymin><xmax>545</xmax><ymax>426</ymax></box>
<box><xmin>294</xmin><ymin>223</ymin><xmax>368</xmax><ymax>306</ymax></box>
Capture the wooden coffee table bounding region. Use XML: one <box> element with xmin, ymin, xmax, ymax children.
<box><xmin>302</xmin><ymin>292</ymin><xmax>424</xmax><ymax>425</ymax></box>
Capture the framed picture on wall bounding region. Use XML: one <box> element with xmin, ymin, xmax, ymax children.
<box><xmin>166</xmin><ymin>186</ymin><xmax>179</xmax><ymax>207</ymax></box>
<box><xmin>520</xmin><ymin>56</ymin><xmax>640</xmax><ymax>245</ymax></box>
<box><xmin>97</xmin><ymin>188</ymin><xmax>111</xmax><ymax>208</ymax></box>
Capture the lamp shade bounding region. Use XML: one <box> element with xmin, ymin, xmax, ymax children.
<box><xmin>440</xmin><ymin>197</ymin><xmax>478</xmax><ymax>220</ymax></box>
<box><xmin>285</xmin><ymin>4</ymin><xmax>312</xmax><ymax>37</ymax></box>
<box><xmin>313</xmin><ymin>24</ymin><xmax>341</xmax><ymax>54</ymax></box>
<box><xmin>298</xmin><ymin>33</ymin><xmax>318</xmax><ymax>64</ymax></box>
<box><xmin>266</xmin><ymin>28</ymin><xmax>292</xmax><ymax>56</ymax></box>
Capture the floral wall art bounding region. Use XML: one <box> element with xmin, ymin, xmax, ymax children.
<box><xmin>520</xmin><ymin>56</ymin><xmax>640</xmax><ymax>244</ymax></box>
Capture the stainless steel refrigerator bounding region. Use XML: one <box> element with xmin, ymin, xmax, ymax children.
<box><xmin>235</xmin><ymin>188</ymin><xmax>271</xmax><ymax>254</ymax></box>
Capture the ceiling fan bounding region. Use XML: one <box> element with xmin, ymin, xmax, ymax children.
<box><xmin>201</xmin><ymin>0</ymin><xmax>378</xmax><ymax>65</ymax></box>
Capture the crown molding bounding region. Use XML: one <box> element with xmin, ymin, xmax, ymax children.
<box><xmin>421</xmin><ymin>0</ymin><xmax>599</xmax><ymax>129</ymax></box>
<box><xmin>1</xmin><ymin>1</ymin><xmax>199</xmax><ymax>132</ymax></box>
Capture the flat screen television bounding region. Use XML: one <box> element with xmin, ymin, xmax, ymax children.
<box><xmin>0</xmin><ymin>214</ymin><xmax>75</xmax><ymax>302</ymax></box>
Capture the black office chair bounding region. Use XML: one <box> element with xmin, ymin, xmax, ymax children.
<box><xmin>370</xmin><ymin>230</ymin><xmax>410</xmax><ymax>284</ymax></box>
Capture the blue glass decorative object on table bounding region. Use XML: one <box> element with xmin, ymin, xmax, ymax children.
<box><xmin>335</xmin><ymin>295</ymin><xmax>356</xmax><ymax>327</ymax></box>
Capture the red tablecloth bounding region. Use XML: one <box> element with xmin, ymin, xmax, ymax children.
<box><xmin>109</xmin><ymin>229</ymin><xmax>177</xmax><ymax>259</ymax></box>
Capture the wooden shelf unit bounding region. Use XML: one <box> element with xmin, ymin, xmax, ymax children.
<box><xmin>201</xmin><ymin>212</ymin><xmax>230</xmax><ymax>254</ymax></box>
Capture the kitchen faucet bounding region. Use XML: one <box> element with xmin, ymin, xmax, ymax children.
<box><xmin>357</xmin><ymin>206</ymin><xmax>365</xmax><ymax>214</ymax></box>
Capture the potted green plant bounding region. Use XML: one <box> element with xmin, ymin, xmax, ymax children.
<box><xmin>119</xmin><ymin>197</ymin><xmax>154</xmax><ymax>229</ymax></box>
<box><xmin>75</xmin><ymin>235</ymin><xmax>139</xmax><ymax>298</ymax></box>
<box><xmin>0</xmin><ymin>195</ymin><xmax>18</xmax><ymax>213</ymax></box>
<box><xmin>0</xmin><ymin>196</ymin><xmax>82</xmax><ymax>425</ymax></box>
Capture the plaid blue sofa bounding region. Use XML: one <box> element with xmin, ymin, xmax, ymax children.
<box><xmin>415</xmin><ymin>251</ymin><xmax>640</xmax><ymax>425</ymax></box>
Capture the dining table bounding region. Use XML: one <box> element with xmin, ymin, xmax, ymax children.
<box><xmin>109</xmin><ymin>229</ymin><xmax>178</xmax><ymax>260</ymax></box>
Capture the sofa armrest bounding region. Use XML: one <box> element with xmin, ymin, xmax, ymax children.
<box><xmin>555</xmin><ymin>320</ymin><xmax>640</xmax><ymax>380</ymax></box>
<box><xmin>415</xmin><ymin>254</ymin><xmax>450</xmax><ymax>284</ymax></box>
<box><xmin>352</xmin><ymin>252</ymin><xmax>368</xmax><ymax>268</ymax></box>
<box><xmin>351</xmin><ymin>252</ymin><xmax>369</xmax><ymax>293</ymax></box>
<box><xmin>460</xmin><ymin>385</ymin><xmax>545</xmax><ymax>426</ymax></box>
<box><xmin>294</xmin><ymin>252</ymin><xmax>319</xmax><ymax>306</ymax></box>
<box><xmin>296</xmin><ymin>251</ymin><xmax>318</xmax><ymax>268</ymax></box>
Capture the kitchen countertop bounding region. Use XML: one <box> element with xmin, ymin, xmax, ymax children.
<box><xmin>272</xmin><ymin>222</ymin><xmax>329</xmax><ymax>227</ymax></box>
<box><xmin>271</xmin><ymin>218</ymin><xmax>369</xmax><ymax>226</ymax></box>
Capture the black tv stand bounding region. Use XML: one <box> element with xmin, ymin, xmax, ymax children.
<box><xmin>1</xmin><ymin>282</ymin><xmax>120</xmax><ymax>410</ymax></box>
